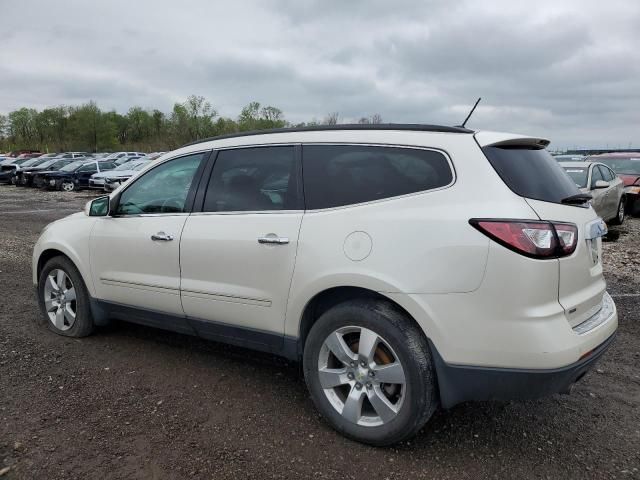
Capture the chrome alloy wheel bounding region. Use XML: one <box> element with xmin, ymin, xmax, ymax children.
<box><xmin>318</xmin><ymin>326</ymin><xmax>406</xmax><ymax>427</ymax></box>
<box><xmin>43</xmin><ymin>269</ymin><xmax>77</xmax><ymax>331</ymax></box>
<box><xmin>61</xmin><ymin>181</ymin><xmax>75</xmax><ymax>192</ymax></box>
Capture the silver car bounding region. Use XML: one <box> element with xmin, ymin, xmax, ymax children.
<box><xmin>561</xmin><ymin>161</ymin><xmax>625</xmax><ymax>225</ymax></box>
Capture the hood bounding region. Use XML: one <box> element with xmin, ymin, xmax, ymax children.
<box><xmin>619</xmin><ymin>174</ymin><xmax>640</xmax><ymax>186</ymax></box>
<box><xmin>106</xmin><ymin>170</ymin><xmax>136</xmax><ymax>178</ymax></box>
<box><xmin>45</xmin><ymin>171</ymin><xmax>74</xmax><ymax>178</ymax></box>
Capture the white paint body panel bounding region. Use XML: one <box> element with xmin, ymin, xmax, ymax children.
<box><xmin>180</xmin><ymin>212</ymin><xmax>303</xmax><ymax>332</ymax></box>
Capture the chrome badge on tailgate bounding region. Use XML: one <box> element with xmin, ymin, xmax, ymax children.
<box><xmin>585</xmin><ymin>218</ymin><xmax>607</xmax><ymax>265</ymax></box>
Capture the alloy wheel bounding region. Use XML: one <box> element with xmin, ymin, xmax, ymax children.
<box><xmin>43</xmin><ymin>269</ymin><xmax>77</xmax><ymax>331</ymax></box>
<box><xmin>61</xmin><ymin>181</ymin><xmax>74</xmax><ymax>192</ymax></box>
<box><xmin>618</xmin><ymin>201</ymin><xmax>625</xmax><ymax>223</ymax></box>
<box><xmin>318</xmin><ymin>326</ymin><xmax>406</xmax><ymax>427</ymax></box>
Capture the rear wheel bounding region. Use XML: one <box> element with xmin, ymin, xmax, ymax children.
<box><xmin>610</xmin><ymin>197</ymin><xmax>625</xmax><ymax>225</ymax></box>
<box><xmin>303</xmin><ymin>299</ymin><xmax>438</xmax><ymax>446</ymax></box>
<box><xmin>37</xmin><ymin>256</ymin><xmax>94</xmax><ymax>337</ymax></box>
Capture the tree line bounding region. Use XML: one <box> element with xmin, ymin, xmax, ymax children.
<box><xmin>0</xmin><ymin>95</ymin><xmax>383</xmax><ymax>153</ymax></box>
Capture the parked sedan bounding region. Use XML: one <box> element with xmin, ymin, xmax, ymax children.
<box><xmin>31</xmin><ymin>159</ymin><xmax>80</xmax><ymax>188</ymax></box>
<box><xmin>103</xmin><ymin>161</ymin><xmax>150</xmax><ymax>191</ymax></box>
<box><xmin>561</xmin><ymin>161</ymin><xmax>626</xmax><ymax>224</ymax></box>
<box><xmin>44</xmin><ymin>160</ymin><xmax>117</xmax><ymax>191</ymax></box>
<box><xmin>89</xmin><ymin>159</ymin><xmax>150</xmax><ymax>189</ymax></box>
<box><xmin>586</xmin><ymin>153</ymin><xmax>640</xmax><ymax>216</ymax></box>
<box><xmin>0</xmin><ymin>157</ymin><xmax>40</xmax><ymax>183</ymax></box>
<box><xmin>13</xmin><ymin>154</ymin><xmax>61</xmax><ymax>186</ymax></box>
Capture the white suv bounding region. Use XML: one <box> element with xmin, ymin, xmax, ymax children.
<box><xmin>33</xmin><ymin>125</ymin><xmax>617</xmax><ymax>445</ymax></box>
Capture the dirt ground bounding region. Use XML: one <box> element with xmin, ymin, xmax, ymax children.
<box><xmin>0</xmin><ymin>185</ymin><xmax>638</xmax><ymax>479</ymax></box>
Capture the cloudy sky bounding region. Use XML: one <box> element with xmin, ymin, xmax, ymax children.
<box><xmin>1</xmin><ymin>0</ymin><xmax>639</xmax><ymax>149</ymax></box>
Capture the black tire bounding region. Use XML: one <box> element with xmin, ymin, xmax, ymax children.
<box><xmin>37</xmin><ymin>256</ymin><xmax>94</xmax><ymax>337</ymax></box>
<box><xmin>60</xmin><ymin>180</ymin><xmax>75</xmax><ymax>192</ymax></box>
<box><xmin>303</xmin><ymin>299</ymin><xmax>438</xmax><ymax>446</ymax></box>
<box><xmin>610</xmin><ymin>197</ymin><xmax>626</xmax><ymax>225</ymax></box>
<box><xmin>629</xmin><ymin>197</ymin><xmax>640</xmax><ymax>217</ymax></box>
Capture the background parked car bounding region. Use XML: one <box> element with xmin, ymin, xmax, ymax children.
<box><xmin>0</xmin><ymin>156</ymin><xmax>41</xmax><ymax>183</ymax></box>
<box><xmin>560</xmin><ymin>161</ymin><xmax>626</xmax><ymax>224</ymax></box>
<box><xmin>33</xmin><ymin>159</ymin><xmax>87</xmax><ymax>188</ymax></box>
<box><xmin>20</xmin><ymin>157</ymin><xmax>74</xmax><ymax>187</ymax></box>
<box><xmin>103</xmin><ymin>160</ymin><xmax>150</xmax><ymax>191</ymax></box>
<box><xmin>553</xmin><ymin>154</ymin><xmax>586</xmax><ymax>162</ymax></box>
<box><xmin>13</xmin><ymin>153</ymin><xmax>60</xmax><ymax>185</ymax></box>
<box><xmin>44</xmin><ymin>160</ymin><xmax>117</xmax><ymax>191</ymax></box>
<box><xmin>586</xmin><ymin>152</ymin><xmax>640</xmax><ymax>216</ymax></box>
<box><xmin>89</xmin><ymin>159</ymin><xmax>150</xmax><ymax>189</ymax></box>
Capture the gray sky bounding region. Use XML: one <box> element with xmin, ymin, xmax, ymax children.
<box><xmin>1</xmin><ymin>0</ymin><xmax>639</xmax><ymax>149</ymax></box>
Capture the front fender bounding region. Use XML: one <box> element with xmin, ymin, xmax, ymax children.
<box><xmin>33</xmin><ymin>215</ymin><xmax>97</xmax><ymax>296</ymax></box>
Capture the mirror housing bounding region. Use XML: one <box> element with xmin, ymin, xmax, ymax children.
<box><xmin>593</xmin><ymin>180</ymin><xmax>609</xmax><ymax>189</ymax></box>
<box><xmin>85</xmin><ymin>195</ymin><xmax>110</xmax><ymax>217</ymax></box>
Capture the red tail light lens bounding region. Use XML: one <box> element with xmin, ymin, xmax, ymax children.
<box><xmin>470</xmin><ymin>219</ymin><xmax>578</xmax><ymax>259</ymax></box>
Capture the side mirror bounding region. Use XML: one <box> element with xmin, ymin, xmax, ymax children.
<box><xmin>85</xmin><ymin>196</ymin><xmax>110</xmax><ymax>217</ymax></box>
<box><xmin>593</xmin><ymin>180</ymin><xmax>609</xmax><ymax>189</ymax></box>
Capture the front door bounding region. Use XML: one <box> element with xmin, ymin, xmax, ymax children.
<box><xmin>180</xmin><ymin>145</ymin><xmax>303</xmax><ymax>340</ymax></box>
<box><xmin>90</xmin><ymin>152</ymin><xmax>207</xmax><ymax>316</ymax></box>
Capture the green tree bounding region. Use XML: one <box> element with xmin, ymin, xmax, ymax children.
<box><xmin>67</xmin><ymin>102</ymin><xmax>117</xmax><ymax>152</ymax></box>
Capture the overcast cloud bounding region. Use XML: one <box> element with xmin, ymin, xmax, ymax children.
<box><xmin>1</xmin><ymin>0</ymin><xmax>639</xmax><ymax>149</ymax></box>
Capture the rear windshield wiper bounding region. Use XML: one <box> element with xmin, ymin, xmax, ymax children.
<box><xmin>561</xmin><ymin>193</ymin><xmax>592</xmax><ymax>205</ymax></box>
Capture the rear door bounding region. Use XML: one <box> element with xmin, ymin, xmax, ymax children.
<box><xmin>179</xmin><ymin>145</ymin><xmax>303</xmax><ymax>342</ymax></box>
<box><xmin>478</xmin><ymin>137</ymin><xmax>606</xmax><ymax>329</ymax></box>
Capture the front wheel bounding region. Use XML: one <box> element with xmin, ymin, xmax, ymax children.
<box><xmin>303</xmin><ymin>300</ymin><xmax>438</xmax><ymax>446</ymax></box>
<box><xmin>37</xmin><ymin>256</ymin><xmax>94</xmax><ymax>337</ymax></box>
<box><xmin>60</xmin><ymin>180</ymin><xmax>75</xmax><ymax>192</ymax></box>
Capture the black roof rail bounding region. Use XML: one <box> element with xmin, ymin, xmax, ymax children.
<box><xmin>181</xmin><ymin>123</ymin><xmax>474</xmax><ymax>148</ymax></box>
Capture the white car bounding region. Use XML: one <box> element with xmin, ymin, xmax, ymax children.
<box><xmin>101</xmin><ymin>160</ymin><xmax>150</xmax><ymax>192</ymax></box>
<box><xmin>88</xmin><ymin>159</ymin><xmax>150</xmax><ymax>189</ymax></box>
<box><xmin>32</xmin><ymin>125</ymin><xmax>617</xmax><ymax>446</ymax></box>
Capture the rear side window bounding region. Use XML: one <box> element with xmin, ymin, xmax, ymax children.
<box><xmin>302</xmin><ymin>145</ymin><xmax>453</xmax><ymax>209</ymax></box>
<box><xmin>203</xmin><ymin>146</ymin><xmax>299</xmax><ymax>212</ymax></box>
<box><xmin>482</xmin><ymin>146</ymin><xmax>580</xmax><ymax>204</ymax></box>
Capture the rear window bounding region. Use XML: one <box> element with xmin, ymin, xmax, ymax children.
<box><xmin>483</xmin><ymin>146</ymin><xmax>580</xmax><ymax>204</ymax></box>
<box><xmin>592</xmin><ymin>156</ymin><xmax>640</xmax><ymax>175</ymax></box>
<box><xmin>563</xmin><ymin>167</ymin><xmax>588</xmax><ymax>188</ymax></box>
<box><xmin>303</xmin><ymin>145</ymin><xmax>453</xmax><ymax>209</ymax></box>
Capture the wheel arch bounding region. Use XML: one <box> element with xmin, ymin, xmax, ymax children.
<box><xmin>297</xmin><ymin>286</ymin><xmax>428</xmax><ymax>354</ymax></box>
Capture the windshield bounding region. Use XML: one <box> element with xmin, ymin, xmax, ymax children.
<box><xmin>592</xmin><ymin>156</ymin><xmax>640</xmax><ymax>175</ymax></box>
<box><xmin>133</xmin><ymin>162</ymin><xmax>149</xmax><ymax>171</ymax></box>
<box><xmin>31</xmin><ymin>158</ymin><xmax>57</xmax><ymax>168</ymax></box>
<box><xmin>114</xmin><ymin>161</ymin><xmax>139</xmax><ymax>171</ymax></box>
<box><xmin>483</xmin><ymin>146</ymin><xmax>581</xmax><ymax>204</ymax></box>
<box><xmin>563</xmin><ymin>167</ymin><xmax>589</xmax><ymax>188</ymax></box>
<box><xmin>47</xmin><ymin>160</ymin><xmax>70</xmax><ymax>170</ymax></box>
<box><xmin>60</xmin><ymin>160</ymin><xmax>86</xmax><ymax>172</ymax></box>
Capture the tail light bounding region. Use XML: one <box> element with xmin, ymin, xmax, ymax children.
<box><xmin>470</xmin><ymin>219</ymin><xmax>578</xmax><ymax>259</ymax></box>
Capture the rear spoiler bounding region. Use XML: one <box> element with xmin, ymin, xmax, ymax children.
<box><xmin>475</xmin><ymin>131</ymin><xmax>550</xmax><ymax>149</ymax></box>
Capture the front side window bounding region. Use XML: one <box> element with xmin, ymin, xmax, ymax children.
<box><xmin>116</xmin><ymin>153</ymin><xmax>205</xmax><ymax>215</ymax></box>
<box><xmin>303</xmin><ymin>145</ymin><xmax>453</xmax><ymax>209</ymax></box>
<box><xmin>203</xmin><ymin>146</ymin><xmax>299</xmax><ymax>212</ymax></box>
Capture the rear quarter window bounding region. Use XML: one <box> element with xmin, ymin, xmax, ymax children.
<box><xmin>302</xmin><ymin>145</ymin><xmax>453</xmax><ymax>209</ymax></box>
<box><xmin>482</xmin><ymin>146</ymin><xmax>580</xmax><ymax>204</ymax></box>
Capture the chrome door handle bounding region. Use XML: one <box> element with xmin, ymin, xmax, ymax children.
<box><xmin>258</xmin><ymin>235</ymin><xmax>289</xmax><ymax>245</ymax></box>
<box><xmin>151</xmin><ymin>231</ymin><xmax>174</xmax><ymax>241</ymax></box>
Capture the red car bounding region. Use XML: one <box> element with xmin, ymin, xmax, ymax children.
<box><xmin>8</xmin><ymin>150</ymin><xmax>41</xmax><ymax>158</ymax></box>
<box><xmin>587</xmin><ymin>152</ymin><xmax>640</xmax><ymax>215</ymax></box>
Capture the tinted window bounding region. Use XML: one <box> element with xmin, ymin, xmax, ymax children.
<box><xmin>600</xmin><ymin>166</ymin><xmax>615</xmax><ymax>181</ymax></box>
<box><xmin>203</xmin><ymin>146</ymin><xmax>298</xmax><ymax>212</ymax></box>
<box><xmin>483</xmin><ymin>147</ymin><xmax>580</xmax><ymax>204</ymax></box>
<box><xmin>116</xmin><ymin>153</ymin><xmax>204</xmax><ymax>215</ymax></box>
<box><xmin>302</xmin><ymin>145</ymin><xmax>453</xmax><ymax>209</ymax></box>
<box><xmin>590</xmin><ymin>165</ymin><xmax>604</xmax><ymax>188</ymax></box>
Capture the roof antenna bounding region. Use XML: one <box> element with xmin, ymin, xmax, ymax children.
<box><xmin>459</xmin><ymin>97</ymin><xmax>481</xmax><ymax>128</ymax></box>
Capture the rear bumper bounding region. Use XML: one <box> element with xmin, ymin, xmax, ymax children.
<box><xmin>431</xmin><ymin>333</ymin><xmax>616</xmax><ymax>408</ymax></box>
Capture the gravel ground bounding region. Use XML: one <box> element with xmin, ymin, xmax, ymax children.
<box><xmin>0</xmin><ymin>185</ymin><xmax>639</xmax><ymax>479</ymax></box>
